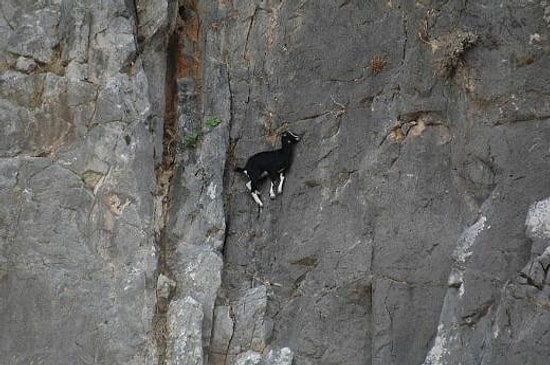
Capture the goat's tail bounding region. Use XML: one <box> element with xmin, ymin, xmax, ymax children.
<box><xmin>234</xmin><ymin>167</ymin><xmax>246</xmax><ymax>174</ymax></box>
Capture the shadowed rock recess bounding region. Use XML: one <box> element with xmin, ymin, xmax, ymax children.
<box><xmin>1</xmin><ymin>0</ymin><xmax>550</xmax><ymax>364</ymax></box>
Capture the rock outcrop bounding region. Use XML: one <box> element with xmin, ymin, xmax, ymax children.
<box><xmin>0</xmin><ymin>0</ymin><xmax>164</xmax><ymax>363</ymax></box>
<box><xmin>1</xmin><ymin>1</ymin><xmax>550</xmax><ymax>365</ymax></box>
<box><xmin>213</xmin><ymin>1</ymin><xmax>550</xmax><ymax>364</ymax></box>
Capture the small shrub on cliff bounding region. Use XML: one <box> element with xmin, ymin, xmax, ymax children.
<box><xmin>206</xmin><ymin>116</ymin><xmax>222</xmax><ymax>129</ymax></box>
<box><xmin>370</xmin><ymin>55</ymin><xmax>387</xmax><ymax>75</ymax></box>
<box><xmin>183</xmin><ymin>116</ymin><xmax>223</xmax><ymax>149</ymax></box>
<box><xmin>431</xmin><ymin>29</ymin><xmax>478</xmax><ymax>78</ymax></box>
<box><xmin>183</xmin><ymin>132</ymin><xmax>202</xmax><ymax>148</ymax></box>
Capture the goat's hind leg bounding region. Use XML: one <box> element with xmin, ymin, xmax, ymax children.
<box><xmin>243</xmin><ymin>170</ymin><xmax>252</xmax><ymax>191</ymax></box>
<box><xmin>249</xmin><ymin>180</ymin><xmax>264</xmax><ymax>208</ymax></box>
<box><xmin>269</xmin><ymin>181</ymin><xmax>276</xmax><ymax>199</ymax></box>
<box><xmin>268</xmin><ymin>173</ymin><xmax>278</xmax><ymax>199</ymax></box>
<box><xmin>277</xmin><ymin>173</ymin><xmax>285</xmax><ymax>194</ymax></box>
<box><xmin>251</xmin><ymin>190</ymin><xmax>263</xmax><ymax>207</ymax></box>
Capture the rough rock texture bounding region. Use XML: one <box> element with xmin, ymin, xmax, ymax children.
<box><xmin>211</xmin><ymin>1</ymin><xmax>550</xmax><ymax>365</ymax></box>
<box><xmin>2</xmin><ymin>0</ymin><xmax>550</xmax><ymax>365</ymax></box>
<box><xmin>0</xmin><ymin>0</ymin><xmax>168</xmax><ymax>363</ymax></box>
<box><xmin>167</xmin><ymin>296</ymin><xmax>204</xmax><ymax>365</ymax></box>
<box><xmin>233</xmin><ymin>347</ymin><xmax>293</xmax><ymax>365</ymax></box>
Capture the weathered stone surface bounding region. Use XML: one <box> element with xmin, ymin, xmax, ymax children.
<box><xmin>3</xmin><ymin>0</ymin><xmax>550</xmax><ymax>364</ymax></box>
<box><xmin>157</xmin><ymin>1</ymin><xmax>233</xmax><ymax>363</ymax></box>
<box><xmin>211</xmin><ymin>0</ymin><xmax>550</xmax><ymax>364</ymax></box>
<box><xmin>227</xmin><ymin>285</ymin><xmax>270</xmax><ymax>358</ymax></box>
<box><xmin>171</xmin><ymin>243</ymin><xmax>223</xmax><ymax>351</ymax></box>
<box><xmin>210</xmin><ymin>305</ymin><xmax>234</xmax><ymax>365</ymax></box>
<box><xmin>264</xmin><ymin>347</ymin><xmax>294</xmax><ymax>365</ymax></box>
<box><xmin>167</xmin><ymin>296</ymin><xmax>204</xmax><ymax>365</ymax></box>
<box><xmin>0</xmin><ymin>156</ymin><xmax>157</xmax><ymax>364</ymax></box>
<box><xmin>231</xmin><ymin>347</ymin><xmax>293</xmax><ymax>365</ymax></box>
<box><xmin>0</xmin><ymin>0</ymin><xmax>164</xmax><ymax>364</ymax></box>
<box><xmin>157</xmin><ymin>273</ymin><xmax>177</xmax><ymax>302</ymax></box>
<box><xmin>234</xmin><ymin>351</ymin><xmax>262</xmax><ymax>365</ymax></box>
<box><xmin>7</xmin><ymin>6</ymin><xmax>60</xmax><ymax>63</ymax></box>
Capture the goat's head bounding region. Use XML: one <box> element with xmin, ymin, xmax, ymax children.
<box><xmin>281</xmin><ymin>131</ymin><xmax>301</xmax><ymax>145</ymax></box>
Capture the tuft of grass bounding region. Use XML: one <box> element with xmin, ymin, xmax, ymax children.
<box><xmin>370</xmin><ymin>55</ymin><xmax>387</xmax><ymax>75</ymax></box>
<box><xmin>183</xmin><ymin>132</ymin><xmax>202</xmax><ymax>149</ymax></box>
<box><xmin>206</xmin><ymin>116</ymin><xmax>222</xmax><ymax>129</ymax></box>
<box><xmin>418</xmin><ymin>10</ymin><xmax>477</xmax><ymax>79</ymax></box>
<box><xmin>182</xmin><ymin>116</ymin><xmax>223</xmax><ymax>149</ymax></box>
<box><xmin>516</xmin><ymin>54</ymin><xmax>535</xmax><ymax>66</ymax></box>
<box><xmin>431</xmin><ymin>29</ymin><xmax>478</xmax><ymax>78</ymax></box>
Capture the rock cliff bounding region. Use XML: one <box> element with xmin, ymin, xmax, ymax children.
<box><xmin>1</xmin><ymin>1</ymin><xmax>550</xmax><ymax>365</ymax></box>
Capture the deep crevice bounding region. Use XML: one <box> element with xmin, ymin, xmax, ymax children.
<box><xmin>151</xmin><ymin>0</ymin><xmax>202</xmax><ymax>363</ymax></box>
<box><xmin>151</xmin><ymin>27</ymin><xmax>179</xmax><ymax>365</ymax></box>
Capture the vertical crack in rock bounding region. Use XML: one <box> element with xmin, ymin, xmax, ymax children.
<box><xmin>151</xmin><ymin>0</ymin><xmax>201</xmax><ymax>362</ymax></box>
<box><xmin>129</xmin><ymin>0</ymin><xmax>141</xmax><ymax>55</ymax></box>
<box><xmin>5</xmin><ymin>0</ymin><xmax>550</xmax><ymax>364</ymax></box>
<box><xmin>243</xmin><ymin>6</ymin><xmax>259</xmax><ymax>106</ymax></box>
<box><xmin>151</xmin><ymin>0</ymin><xmax>233</xmax><ymax>363</ymax></box>
<box><xmin>244</xmin><ymin>6</ymin><xmax>259</xmax><ymax>60</ymax></box>
<box><xmin>399</xmin><ymin>7</ymin><xmax>408</xmax><ymax>69</ymax></box>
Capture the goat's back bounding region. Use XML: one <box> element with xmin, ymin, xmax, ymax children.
<box><xmin>245</xmin><ymin>149</ymin><xmax>290</xmax><ymax>173</ymax></box>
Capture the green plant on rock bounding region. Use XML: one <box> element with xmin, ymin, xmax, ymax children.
<box><xmin>206</xmin><ymin>116</ymin><xmax>222</xmax><ymax>129</ymax></box>
<box><xmin>183</xmin><ymin>132</ymin><xmax>202</xmax><ymax>149</ymax></box>
<box><xmin>183</xmin><ymin>116</ymin><xmax>223</xmax><ymax>149</ymax></box>
<box><xmin>431</xmin><ymin>29</ymin><xmax>478</xmax><ymax>78</ymax></box>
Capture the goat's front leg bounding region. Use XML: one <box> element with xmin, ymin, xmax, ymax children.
<box><xmin>251</xmin><ymin>190</ymin><xmax>263</xmax><ymax>208</ymax></box>
<box><xmin>268</xmin><ymin>172</ymin><xmax>279</xmax><ymax>199</ymax></box>
<box><xmin>269</xmin><ymin>181</ymin><xmax>276</xmax><ymax>199</ymax></box>
<box><xmin>277</xmin><ymin>173</ymin><xmax>285</xmax><ymax>194</ymax></box>
<box><xmin>247</xmin><ymin>179</ymin><xmax>263</xmax><ymax>207</ymax></box>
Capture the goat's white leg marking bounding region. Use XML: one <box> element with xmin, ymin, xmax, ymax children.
<box><xmin>287</xmin><ymin>131</ymin><xmax>300</xmax><ymax>139</ymax></box>
<box><xmin>251</xmin><ymin>191</ymin><xmax>263</xmax><ymax>207</ymax></box>
<box><xmin>246</xmin><ymin>181</ymin><xmax>252</xmax><ymax>191</ymax></box>
<box><xmin>277</xmin><ymin>173</ymin><xmax>285</xmax><ymax>194</ymax></box>
<box><xmin>269</xmin><ymin>181</ymin><xmax>276</xmax><ymax>199</ymax></box>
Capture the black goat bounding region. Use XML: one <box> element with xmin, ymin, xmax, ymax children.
<box><xmin>235</xmin><ymin>131</ymin><xmax>301</xmax><ymax>208</ymax></box>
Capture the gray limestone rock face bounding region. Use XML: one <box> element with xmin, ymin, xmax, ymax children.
<box><xmin>3</xmin><ymin>0</ymin><xmax>550</xmax><ymax>364</ymax></box>
<box><xmin>167</xmin><ymin>296</ymin><xmax>204</xmax><ymax>365</ymax></box>
<box><xmin>208</xmin><ymin>0</ymin><xmax>550</xmax><ymax>364</ymax></box>
<box><xmin>210</xmin><ymin>305</ymin><xmax>234</xmax><ymax>364</ymax></box>
<box><xmin>0</xmin><ymin>0</ymin><xmax>168</xmax><ymax>363</ymax></box>
<box><xmin>232</xmin><ymin>347</ymin><xmax>293</xmax><ymax>365</ymax></box>
<box><xmin>226</xmin><ymin>285</ymin><xmax>271</xmax><ymax>359</ymax></box>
